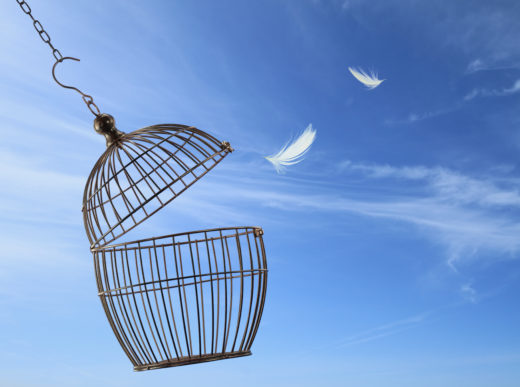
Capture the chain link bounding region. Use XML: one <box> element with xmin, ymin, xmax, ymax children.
<box><xmin>16</xmin><ymin>0</ymin><xmax>100</xmax><ymax>117</ymax></box>
<box><xmin>82</xmin><ymin>95</ymin><xmax>101</xmax><ymax>116</ymax></box>
<box><xmin>16</xmin><ymin>0</ymin><xmax>61</xmax><ymax>59</ymax></box>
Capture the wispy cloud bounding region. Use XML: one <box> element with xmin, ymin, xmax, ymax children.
<box><xmin>385</xmin><ymin>104</ymin><xmax>462</xmax><ymax>125</ymax></box>
<box><xmin>0</xmin><ymin>150</ymin><xmax>84</xmax><ymax>226</ymax></box>
<box><xmin>340</xmin><ymin>161</ymin><xmax>520</xmax><ymax>207</ymax></box>
<box><xmin>464</xmin><ymin>79</ymin><xmax>520</xmax><ymax>100</ymax></box>
<box><xmin>467</xmin><ymin>58</ymin><xmax>486</xmax><ymax>74</ymax></box>
<box><xmin>161</xmin><ymin>159</ymin><xmax>520</xmax><ymax>270</ymax></box>
<box><xmin>436</xmin><ymin>4</ymin><xmax>520</xmax><ymax>71</ymax></box>
<box><xmin>464</xmin><ymin>58</ymin><xmax>520</xmax><ymax>73</ymax></box>
<box><xmin>460</xmin><ymin>282</ymin><xmax>477</xmax><ymax>303</ymax></box>
<box><xmin>336</xmin><ymin>311</ymin><xmax>431</xmax><ymax>347</ymax></box>
<box><xmin>4</xmin><ymin>140</ymin><xmax>518</xmax><ymax>271</ymax></box>
<box><xmin>387</xmin><ymin>77</ymin><xmax>520</xmax><ymax>125</ymax></box>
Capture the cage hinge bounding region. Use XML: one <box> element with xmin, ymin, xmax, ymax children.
<box><xmin>220</xmin><ymin>141</ymin><xmax>234</xmax><ymax>153</ymax></box>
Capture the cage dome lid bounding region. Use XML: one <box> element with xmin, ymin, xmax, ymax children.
<box><xmin>82</xmin><ymin>117</ymin><xmax>233</xmax><ymax>248</ymax></box>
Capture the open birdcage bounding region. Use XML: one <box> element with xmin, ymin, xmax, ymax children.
<box><xmin>83</xmin><ymin>116</ymin><xmax>268</xmax><ymax>371</ymax></box>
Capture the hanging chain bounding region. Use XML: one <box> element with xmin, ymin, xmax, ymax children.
<box><xmin>15</xmin><ymin>0</ymin><xmax>63</xmax><ymax>61</ymax></box>
<box><xmin>16</xmin><ymin>0</ymin><xmax>101</xmax><ymax>116</ymax></box>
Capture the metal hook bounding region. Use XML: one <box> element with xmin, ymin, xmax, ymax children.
<box><xmin>52</xmin><ymin>57</ymin><xmax>101</xmax><ymax>116</ymax></box>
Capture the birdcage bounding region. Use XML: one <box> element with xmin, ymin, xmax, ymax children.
<box><xmin>83</xmin><ymin>115</ymin><xmax>268</xmax><ymax>370</ymax></box>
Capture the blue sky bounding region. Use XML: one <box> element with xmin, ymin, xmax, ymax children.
<box><xmin>1</xmin><ymin>0</ymin><xmax>520</xmax><ymax>386</ymax></box>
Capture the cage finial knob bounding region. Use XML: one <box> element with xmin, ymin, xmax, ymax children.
<box><xmin>94</xmin><ymin>113</ymin><xmax>124</xmax><ymax>147</ymax></box>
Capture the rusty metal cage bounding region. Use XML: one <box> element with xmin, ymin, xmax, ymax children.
<box><xmin>83</xmin><ymin>117</ymin><xmax>268</xmax><ymax>370</ymax></box>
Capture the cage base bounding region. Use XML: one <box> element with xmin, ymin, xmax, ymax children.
<box><xmin>133</xmin><ymin>351</ymin><xmax>252</xmax><ymax>371</ymax></box>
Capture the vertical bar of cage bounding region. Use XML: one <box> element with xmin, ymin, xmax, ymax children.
<box><xmin>187</xmin><ymin>235</ymin><xmax>203</xmax><ymax>356</ymax></box>
<box><xmin>161</xmin><ymin>244</ymin><xmax>184</xmax><ymax>359</ymax></box>
<box><xmin>231</xmin><ymin>229</ymin><xmax>245</xmax><ymax>352</ymax></box>
<box><xmin>90</xmin><ymin>152</ymin><xmax>113</xmax><ymax>245</ymax></box>
<box><xmin>148</xmin><ymin>243</ymin><xmax>173</xmax><ymax>360</ymax></box>
<box><xmin>150</xmin><ymin>132</ymin><xmax>210</xmax><ymax>178</ymax></box>
<box><xmin>91</xmin><ymin>146</ymin><xmax>149</xmax><ymax>245</ymax></box>
<box><xmin>113</xmin><ymin>147</ymin><xmax>151</xmax><ymax>219</ymax></box>
<box><xmin>94</xmin><ymin>250</ymin><xmax>139</xmax><ymax>366</ymax></box>
<box><xmin>129</xmin><ymin>134</ymin><xmax>195</xmax><ymax>184</ymax></box>
<box><xmin>177</xmin><ymin>241</ymin><xmax>194</xmax><ymax>356</ymax></box>
<box><xmin>108</xmin><ymin>248</ymin><xmax>146</xmax><ymax>365</ymax></box>
<box><xmin>127</xmin><ymin>138</ymin><xmax>186</xmax><ymax>190</ymax></box>
<box><xmin>172</xmin><ymin>236</ymin><xmax>192</xmax><ymax>357</ymax></box>
<box><xmin>130</xmin><ymin>130</ymin><xmax>196</xmax><ymax>178</ymax></box>
<box><xmin>238</xmin><ymin>229</ymin><xmax>257</xmax><ymax>352</ymax></box>
<box><xmin>151</xmin><ymin>240</ymin><xmax>180</xmax><ymax>359</ymax></box>
<box><xmin>219</xmin><ymin>230</ymin><xmax>230</xmax><ymax>353</ymax></box>
<box><xmin>92</xmin><ymin>130</ymin><xmax>180</xmax><ymax>200</ymax></box>
<box><xmin>243</xmin><ymin>229</ymin><xmax>262</xmax><ymax>350</ymax></box>
<box><xmin>126</xmin><ymin>141</ymin><xmax>179</xmax><ymax>195</ymax></box>
<box><xmin>102</xmin><ymin>150</ymin><xmax>126</xmax><ymax>238</ymax></box>
<box><xmin>210</xmin><ymin>237</ymin><xmax>221</xmax><ymax>354</ymax></box>
<box><xmin>203</xmin><ymin>231</ymin><xmax>215</xmax><ymax>354</ymax></box>
<box><xmin>245</xmin><ymin>229</ymin><xmax>268</xmax><ymax>350</ymax></box>
<box><xmin>96</xmin><ymin>150</ymin><xmax>119</xmax><ymax>245</ymax></box>
<box><xmin>125</xmin><ymin>140</ymin><xmax>198</xmax><ymax>222</ymax></box>
<box><xmin>107</xmin><ymin>148</ymin><xmax>139</xmax><ymax>228</ymax></box>
<box><xmin>194</xmin><ymin>240</ymin><xmax>207</xmax><ymax>354</ymax></box>
<box><xmin>121</xmin><ymin>247</ymin><xmax>156</xmax><ymax>364</ymax></box>
<box><xmin>116</xmin><ymin>247</ymin><xmax>155</xmax><ymax>365</ymax></box>
<box><xmin>84</xmin><ymin>152</ymin><xmax>107</xmax><ymax>245</ymax></box>
<box><xmin>85</xmin><ymin>154</ymin><xmax>106</xmax><ymax>245</ymax></box>
<box><xmin>223</xmin><ymin>233</ymin><xmax>235</xmax><ymax>352</ymax></box>
<box><xmin>99</xmin><ymin>250</ymin><xmax>141</xmax><ymax>365</ymax></box>
<box><xmin>119</xmin><ymin>146</ymin><xmax>163</xmax><ymax>202</ymax></box>
<box><xmin>136</xmin><ymin>242</ymin><xmax>169</xmax><ymax>361</ymax></box>
<box><xmin>137</xmin><ymin>134</ymin><xmax>215</xmax><ymax>204</ymax></box>
<box><xmin>129</xmin><ymin>247</ymin><xmax>160</xmax><ymax>363</ymax></box>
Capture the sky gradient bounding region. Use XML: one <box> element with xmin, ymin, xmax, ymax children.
<box><xmin>1</xmin><ymin>0</ymin><xmax>520</xmax><ymax>386</ymax></box>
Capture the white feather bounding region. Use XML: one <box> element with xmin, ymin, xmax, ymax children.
<box><xmin>348</xmin><ymin>66</ymin><xmax>384</xmax><ymax>89</ymax></box>
<box><xmin>265</xmin><ymin>124</ymin><xmax>317</xmax><ymax>173</ymax></box>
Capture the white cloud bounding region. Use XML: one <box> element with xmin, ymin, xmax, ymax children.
<box><xmin>386</xmin><ymin>104</ymin><xmax>461</xmax><ymax>125</ymax></box>
<box><xmin>0</xmin><ymin>150</ymin><xmax>85</xmax><ymax>227</ymax></box>
<box><xmin>340</xmin><ymin>162</ymin><xmax>520</xmax><ymax>208</ymax></box>
<box><xmin>173</xmin><ymin>164</ymin><xmax>520</xmax><ymax>269</ymax></box>
<box><xmin>465</xmin><ymin>79</ymin><xmax>520</xmax><ymax>100</ymax></box>
<box><xmin>467</xmin><ymin>59</ymin><xmax>485</xmax><ymax>73</ymax></box>
<box><xmin>460</xmin><ymin>283</ymin><xmax>477</xmax><ymax>303</ymax></box>
<box><xmin>336</xmin><ymin>311</ymin><xmax>431</xmax><ymax>347</ymax></box>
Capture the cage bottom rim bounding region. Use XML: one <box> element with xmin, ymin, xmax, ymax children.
<box><xmin>133</xmin><ymin>350</ymin><xmax>252</xmax><ymax>371</ymax></box>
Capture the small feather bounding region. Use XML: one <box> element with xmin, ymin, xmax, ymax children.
<box><xmin>265</xmin><ymin>124</ymin><xmax>316</xmax><ymax>173</ymax></box>
<box><xmin>348</xmin><ymin>66</ymin><xmax>384</xmax><ymax>89</ymax></box>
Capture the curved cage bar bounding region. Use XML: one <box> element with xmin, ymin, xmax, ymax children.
<box><xmin>83</xmin><ymin>124</ymin><xmax>233</xmax><ymax>248</ymax></box>
<box><xmin>92</xmin><ymin>226</ymin><xmax>268</xmax><ymax>371</ymax></box>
